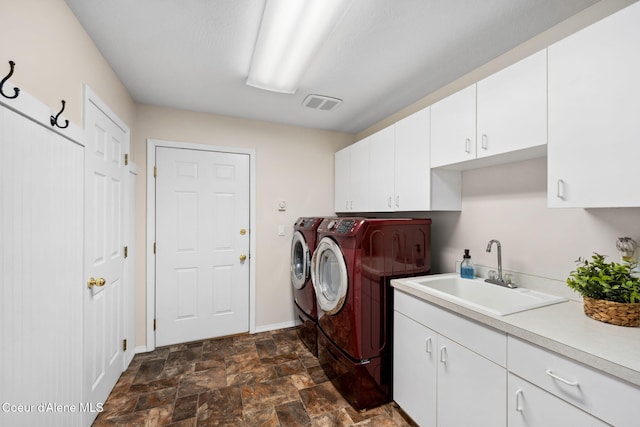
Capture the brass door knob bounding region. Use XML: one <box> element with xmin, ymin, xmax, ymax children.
<box><xmin>88</xmin><ymin>277</ymin><xmax>106</xmax><ymax>289</ymax></box>
<box><xmin>239</xmin><ymin>254</ymin><xmax>247</xmax><ymax>262</ymax></box>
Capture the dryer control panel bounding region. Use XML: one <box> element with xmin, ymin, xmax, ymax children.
<box><xmin>326</xmin><ymin>219</ymin><xmax>358</xmax><ymax>233</ymax></box>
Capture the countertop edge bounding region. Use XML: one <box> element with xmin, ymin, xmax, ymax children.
<box><xmin>391</xmin><ymin>279</ymin><xmax>640</xmax><ymax>388</ymax></box>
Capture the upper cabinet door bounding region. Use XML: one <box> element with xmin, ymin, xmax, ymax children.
<box><xmin>548</xmin><ymin>1</ymin><xmax>640</xmax><ymax>208</ymax></box>
<box><xmin>368</xmin><ymin>125</ymin><xmax>396</xmax><ymax>212</ymax></box>
<box><xmin>476</xmin><ymin>49</ymin><xmax>547</xmax><ymax>159</ymax></box>
<box><xmin>349</xmin><ymin>137</ymin><xmax>370</xmax><ymax>212</ymax></box>
<box><xmin>334</xmin><ymin>147</ymin><xmax>351</xmax><ymax>212</ymax></box>
<box><xmin>430</xmin><ymin>84</ymin><xmax>477</xmax><ymax>168</ymax></box>
<box><xmin>395</xmin><ymin>108</ymin><xmax>430</xmax><ymax>211</ymax></box>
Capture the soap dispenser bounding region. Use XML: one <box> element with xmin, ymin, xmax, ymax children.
<box><xmin>461</xmin><ymin>249</ymin><xmax>474</xmax><ymax>279</ymax></box>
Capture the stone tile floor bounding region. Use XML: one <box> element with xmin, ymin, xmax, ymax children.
<box><xmin>93</xmin><ymin>327</ymin><xmax>416</xmax><ymax>426</ymax></box>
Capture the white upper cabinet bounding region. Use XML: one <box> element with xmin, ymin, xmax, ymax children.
<box><xmin>476</xmin><ymin>49</ymin><xmax>547</xmax><ymax>159</ymax></box>
<box><xmin>368</xmin><ymin>125</ymin><xmax>396</xmax><ymax>211</ymax></box>
<box><xmin>335</xmin><ymin>107</ymin><xmax>462</xmax><ymax>213</ymax></box>
<box><xmin>430</xmin><ymin>84</ymin><xmax>477</xmax><ymax>168</ymax></box>
<box><xmin>334</xmin><ymin>146</ymin><xmax>350</xmax><ymax>212</ymax></box>
<box><xmin>395</xmin><ymin>108</ymin><xmax>431</xmax><ymax>211</ymax></box>
<box><xmin>334</xmin><ymin>137</ymin><xmax>370</xmax><ymax>212</ymax></box>
<box><xmin>431</xmin><ymin>50</ymin><xmax>547</xmax><ymax>170</ymax></box>
<box><xmin>548</xmin><ymin>1</ymin><xmax>640</xmax><ymax>208</ymax></box>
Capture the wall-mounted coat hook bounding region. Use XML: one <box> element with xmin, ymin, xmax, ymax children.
<box><xmin>1</xmin><ymin>60</ymin><xmax>20</xmax><ymax>99</ymax></box>
<box><xmin>50</xmin><ymin>100</ymin><xmax>69</xmax><ymax>129</ymax></box>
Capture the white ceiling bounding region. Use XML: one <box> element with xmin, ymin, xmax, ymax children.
<box><xmin>64</xmin><ymin>0</ymin><xmax>599</xmax><ymax>134</ymax></box>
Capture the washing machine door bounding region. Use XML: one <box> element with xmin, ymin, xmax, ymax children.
<box><xmin>311</xmin><ymin>237</ymin><xmax>348</xmax><ymax>315</ymax></box>
<box><xmin>291</xmin><ymin>231</ymin><xmax>310</xmax><ymax>290</ymax></box>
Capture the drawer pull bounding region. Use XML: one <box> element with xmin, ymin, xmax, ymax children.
<box><xmin>515</xmin><ymin>389</ymin><xmax>524</xmax><ymax>412</ymax></box>
<box><xmin>425</xmin><ymin>337</ymin><xmax>432</xmax><ymax>354</ymax></box>
<box><xmin>546</xmin><ymin>369</ymin><xmax>579</xmax><ymax>386</ymax></box>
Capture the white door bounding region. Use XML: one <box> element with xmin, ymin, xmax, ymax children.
<box><xmin>83</xmin><ymin>99</ymin><xmax>127</xmax><ymax>414</ymax></box>
<box><xmin>155</xmin><ymin>147</ymin><xmax>250</xmax><ymax>347</ymax></box>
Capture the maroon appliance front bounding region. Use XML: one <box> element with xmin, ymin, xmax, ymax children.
<box><xmin>291</xmin><ymin>217</ymin><xmax>324</xmax><ymax>356</ymax></box>
<box><xmin>311</xmin><ymin>218</ymin><xmax>431</xmax><ymax>410</ymax></box>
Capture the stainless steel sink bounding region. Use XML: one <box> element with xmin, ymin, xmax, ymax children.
<box><xmin>406</xmin><ymin>274</ymin><xmax>567</xmax><ymax>315</ymax></box>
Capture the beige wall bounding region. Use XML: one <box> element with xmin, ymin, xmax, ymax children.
<box><xmin>2</xmin><ymin>0</ymin><xmax>354</xmax><ymax>348</ymax></box>
<box><xmin>429</xmin><ymin>158</ymin><xmax>640</xmax><ymax>286</ymax></box>
<box><xmin>1</xmin><ymin>0</ymin><xmax>135</xmax><ymax>129</ymax></box>
<box><xmin>133</xmin><ymin>105</ymin><xmax>354</xmax><ymax>345</ymax></box>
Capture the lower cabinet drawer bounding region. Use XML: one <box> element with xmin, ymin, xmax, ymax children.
<box><xmin>508</xmin><ymin>373</ymin><xmax>609</xmax><ymax>426</ymax></box>
<box><xmin>508</xmin><ymin>336</ymin><xmax>639</xmax><ymax>427</ymax></box>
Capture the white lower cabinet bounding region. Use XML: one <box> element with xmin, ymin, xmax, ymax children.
<box><xmin>394</xmin><ymin>291</ymin><xmax>640</xmax><ymax>426</ymax></box>
<box><xmin>437</xmin><ymin>335</ymin><xmax>506</xmax><ymax>427</ymax></box>
<box><xmin>508</xmin><ymin>336</ymin><xmax>639</xmax><ymax>427</ymax></box>
<box><xmin>508</xmin><ymin>374</ymin><xmax>608</xmax><ymax>427</ymax></box>
<box><xmin>394</xmin><ymin>312</ymin><xmax>437</xmax><ymax>426</ymax></box>
<box><xmin>394</xmin><ymin>290</ymin><xmax>506</xmax><ymax>426</ymax></box>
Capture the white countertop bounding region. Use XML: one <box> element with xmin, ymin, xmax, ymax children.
<box><xmin>391</xmin><ymin>275</ymin><xmax>640</xmax><ymax>387</ymax></box>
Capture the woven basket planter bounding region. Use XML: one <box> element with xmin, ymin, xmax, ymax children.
<box><xmin>583</xmin><ymin>296</ymin><xmax>640</xmax><ymax>327</ymax></box>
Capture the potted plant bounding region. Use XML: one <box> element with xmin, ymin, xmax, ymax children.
<box><xmin>567</xmin><ymin>253</ymin><xmax>640</xmax><ymax>327</ymax></box>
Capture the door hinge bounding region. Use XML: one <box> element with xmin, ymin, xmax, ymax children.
<box><xmin>154</xmin><ymin>166</ymin><xmax>157</xmax><ymax>178</ymax></box>
<box><xmin>122</xmin><ymin>339</ymin><xmax>127</xmax><ymax>351</ymax></box>
<box><xmin>124</xmin><ymin>153</ymin><xmax>129</xmax><ymax>166</ymax></box>
<box><xmin>124</xmin><ymin>246</ymin><xmax>128</xmax><ymax>258</ymax></box>
<box><xmin>153</xmin><ymin>319</ymin><xmax>156</xmax><ymax>331</ymax></box>
<box><xmin>153</xmin><ymin>242</ymin><xmax>156</xmax><ymax>254</ymax></box>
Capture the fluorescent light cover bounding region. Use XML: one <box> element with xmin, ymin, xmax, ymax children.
<box><xmin>247</xmin><ymin>0</ymin><xmax>352</xmax><ymax>94</ymax></box>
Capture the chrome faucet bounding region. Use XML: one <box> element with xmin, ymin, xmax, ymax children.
<box><xmin>485</xmin><ymin>239</ymin><xmax>517</xmax><ymax>288</ymax></box>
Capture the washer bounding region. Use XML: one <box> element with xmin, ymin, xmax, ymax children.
<box><xmin>311</xmin><ymin>217</ymin><xmax>431</xmax><ymax>410</ymax></box>
<box><xmin>290</xmin><ymin>217</ymin><xmax>325</xmax><ymax>355</ymax></box>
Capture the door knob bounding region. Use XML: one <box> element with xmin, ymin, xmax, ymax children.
<box><xmin>239</xmin><ymin>254</ymin><xmax>247</xmax><ymax>262</ymax></box>
<box><xmin>88</xmin><ymin>277</ymin><xmax>106</xmax><ymax>289</ymax></box>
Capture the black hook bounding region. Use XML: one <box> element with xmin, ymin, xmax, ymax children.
<box><xmin>1</xmin><ymin>60</ymin><xmax>20</xmax><ymax>99</ymax></box>
<box><xmin>50</xmin><ymin>100</ymin><xmax>69</xmax><ymax>129</ymax></box>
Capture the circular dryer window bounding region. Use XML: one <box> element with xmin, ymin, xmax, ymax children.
<box><xmin>311</xmin><ymin>237</ymin><xmax>348</xmax><ymax>315</ymax></box>
<box><xmin>290</xmin><ymin>231</ymin><xmax>309</xmax><ymax>290</ymax></box>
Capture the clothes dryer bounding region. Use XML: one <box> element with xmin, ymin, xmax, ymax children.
<box><xmin>290</xmin><ymin>217</ymin><xmax>324</xmax><ymax>355</ymax></box>
<box><xmin>311</xmin><ymin>217</ymin><xmax>431</xmax><ymax>410</ymax></box>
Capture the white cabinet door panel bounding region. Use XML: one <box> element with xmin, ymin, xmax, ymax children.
<box><xmin>431</xmin><ymin>84</ymin><xmax>476</xmax><ymax>168</ymax></box>
<box><xmin>393</xmin><ymin>312</ymin><xmax>437</xmax><ymax>426</ymax></box>
<box><xmin>477</xmin><ymin>49</ymin><xmax>547</xmax><ymax>158</ymax></box>
<box><xmin>437</xmin><ymin>335</ymin><xmax>506</xmax><ymax>427</ymax></box>
<box><xmin>548</xmin><ymin>1</ymin><xmax>640</xmax><ymax>207</ymax></box>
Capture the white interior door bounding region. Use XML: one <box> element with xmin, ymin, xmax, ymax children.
<box><xmin>83</xmin><ymin>98</ymin><xmax>127</xmax><ymax>415</ymax></box>
<box><xmin>155</xmin><ymin>147</ymin><xmax>250</xmax><ymax>347</ymax></box>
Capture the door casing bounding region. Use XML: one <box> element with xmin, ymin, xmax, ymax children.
<box><xmin>146</xmin><ymin>138</ymin><xmax>256</xmax><ymax>351</ymax></box>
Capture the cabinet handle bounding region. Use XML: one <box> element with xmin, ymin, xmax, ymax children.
<box><xmin>388</xmin><ymin>197</ymin><xmax>392</xmax><ymax>208</ymax></box>
<box><xmin>464</xmin><ymin>138</ymin><xmax>471</xmax><ymax>153</ymax></box>
<box><xmin>556</xmin><ymin>179</ymin><xmax>565</xmax><ymax>200</ymax></box>
<box><xmin>395</xmin><ymin>195</ymin><xmax>400</xmax><ymax>208</ymax></box>
<box><xmin>545</xmin><ymin>370</ymin><xmax>579</xmax><ymax>386</ymax></box>
<box><xmin>346</xmin><ymin>201</ymin><xmax>349</xmax><ymax>210</ymax></box>
<box><xmin>515</xmin><ymin>389</ymin><xmax>524</xmax><ymax>412</ymax></box>
<box><xmin>439</xmin><ymin>346</ymin><xmax>447</xmax><ymax>364</ymax></box>
<box><xmin>350</xmin><ymin>201</ymin><xmax>353</xmax><ymax>210</ymax></box>
<box><xmin>481</xmin><ymin>134</ymin><xmax>488</xmax><ymax>150</ymax></box>
<box><xmin>425</xmin><ymin>337</ymin><xmax>432</xmax><ymax>354</ymax></box>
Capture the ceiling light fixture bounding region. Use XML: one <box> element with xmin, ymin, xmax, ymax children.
<box><xmin>246</xmin><ymin>0</ymin><xmax>353</xmax><ymax>94</ymax></box>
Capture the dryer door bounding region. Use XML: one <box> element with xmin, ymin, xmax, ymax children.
<box><xmin>311</xmin><ymin>237</ymin><xmax>348</xmax><ymax>315</ymax></box>
<box><xmin>291</xmin><ymin>231</ymin><xmax>310</xmax><ymax>290</ymax></box>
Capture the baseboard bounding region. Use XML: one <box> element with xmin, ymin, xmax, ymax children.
<box><xmin>135</xmin><ymin>345</ymin><xmax>149</xmax><ymax>354</ymax></box>
<box><xmin>254</xmin><ymin>320</ymin><xmax>299</xmax><ymax>333</ymax></box>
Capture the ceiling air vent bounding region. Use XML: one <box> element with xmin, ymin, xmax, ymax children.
<box><xmin>302</xmin><ymin>94</ymin><xmax>342</xmax><ymax>111</ymax></box>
